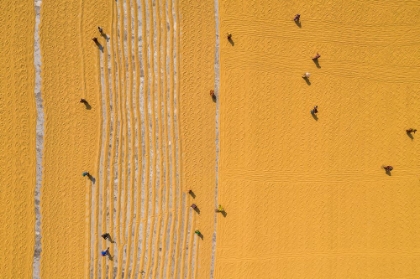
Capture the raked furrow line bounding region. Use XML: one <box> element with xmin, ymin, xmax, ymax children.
<box><xmin>129</xmin><ymin>0</ymin><xmax>145</xmax><ymax>276</ymax></box>
<box><xmin>124</xmin><ymin>0</ymin><xmax>138</xmax><ymax>277</ymax></box>
<box><xmin>151</xmin><ymin>0</ymin><xmax>164</xmax><ymax>276</ymax></box>
<box><xmin>172</xmin><ymin>0</ymin><xmax>187</xmax><ymax>276</ymax></box>
<box><xmin>158</xmin><ymin>1</ymin><xmax>171</xmax><ymax>278</ymax></box>
<box><xmin>144</xmin><ymin>0</ymin><xmax>158</xmax><ymax>276</ymax></box>
<box><xmin>100</xmin><ymin>20</ymin><xmax>112</xmax><ymax>279</ymax></box>
<box><xmin>108</xmin><ymin>0</ymin><xmax>119</xmax><ymax>276</ymax></box>
<box><xmin>97</xmin><ymin>16</ymin><xmax>107</xmax><ymax>279</ymax></box>
<box><xmin>166</xmin><ymin>0</ymin><xmax>177</xmax><ymax>277</ymax></box>
<box><xmin>138</xmin><ymin>0</ymin><xmax>150</xmax><ymax>275</ymax></box>
<box><xmin>93</xmin><ymin>0</ymin><xmax>187</xmax><ymax>277</ymax></box>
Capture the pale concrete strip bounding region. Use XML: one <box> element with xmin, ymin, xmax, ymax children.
<box><xmin>33</xmin><ymin>1</ymin><xmax>44</xmax><ymax>278</ymax></box>
<box><xmin>210</xmin><ymin>0</ymin><xmax>221</xmax><ymax>277</ymax></box>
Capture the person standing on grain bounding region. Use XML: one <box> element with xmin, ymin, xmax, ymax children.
<box><xmin>312</xmin><ymin>53</ymin><xmax>321</xmax><ymax>60</ymax></box>
<box><xmin>311</xmin><ymin>106</ymin><xmax>318</xmax><ymax>115</ymax></box>
<box><xmin>383</xmin><ymin>165</ymin><xmax>393</xmax><ymax>173</ymax></box>
<box><xmin>406</xmin><ymin>128</ymin><xmax>417</xmax><ymax>134</ymax></box>
<box><xmin>101</xmin><ymin>247</ymin><xmax>109</xmax><ymax>257</ymax></box>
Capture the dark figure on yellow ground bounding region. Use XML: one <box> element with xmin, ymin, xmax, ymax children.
<box><xmin>302</xmin><ymin>72</ymin><xmax>311</xmax><ymax>79</ymax></box>
<box><xmin>215</xmin><ymin>205</ymin><xmax>224</xmax><ymax>213</ymax></box>
<box><xmin>210</xmin><ymin>90</ymin><xmax>217</xmax><ymax>101</ymax></box>
<box><xmin>101</xmin><ymin>233</ymin><xmax>110</xmax><ymax>240</ymax></box>
<box><xmin>101</xmin><ymin>233</ymin><xmax>115</xmax><ymax>243</ymax></box>
<box><xmin>383</xmin><ymin>165</ymin><xmax>393</xmax><ymax>173</ymax></box>
<box><xmin>312</xmin><ymin>53</ymin><xmax>321</xmax><ymax>60</ymax></box>
<box><xmin>311</xmin><ymin>106</ymin><xmax>318</xmax><ymax>115</ymax></box>
<box><xmin>101</xmin><ymin>247</ymin><xmax>109</xmax><ymax>257</ymax></box>
<box><xmin>406</xmin><ymin>128</ymin><xmax>417</xmax><ymax>134</ymax></box>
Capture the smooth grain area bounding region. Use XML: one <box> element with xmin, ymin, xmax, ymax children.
<box><xmin>215</xmin><ymin>0</ymin><xmax>420</xmax><ymax>278</ymax></box>
<box><xmin>0</xmin><ymin>1</ymin><xmax>36</xmax><ymax>278</ymax></box>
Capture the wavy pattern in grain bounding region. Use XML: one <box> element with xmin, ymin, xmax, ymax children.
<box><xmin>91</xmin><ymin>0</ymin><xmax>188</xmax><ymax>277</ymax></box>
<box><xmin>0</xmin><ymin>1</ymin><xmax>36</xmax><ymax>278</ymax></box>
<box><xmin>216</xmin><ymin>1</ymin><xmax>420</xmax><ymax>278</ymax></box>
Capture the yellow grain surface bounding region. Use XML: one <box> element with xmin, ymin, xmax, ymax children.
<box><xmin>39</xmin><ymin>0</ymin><xmax>108</xmax><ymax>277</ymax></box>
<box><xmin>215</xmin><ymin>0</ymin><xmax>420</xmax><ymax>278</ymax></box>
<box><xmin>178</xmin><ymin>0</ymin><xmax>216</xmax><ymax>277</ymax></box>
<box><xmin>5</xmin><ymin>0</ymin><xmax>420</xmax><ymax>277</ymax></box>
<box><xmin>0</xmin><ymin>1</ymin><xmax>36</xmax><ymax>278</ymax></box>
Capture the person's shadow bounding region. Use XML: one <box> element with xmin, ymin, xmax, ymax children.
<box><xmin>87</xmin><ymin>174</ymin><xmax>96</xmax><ymax>184</ymax></box>
<box><xmin>94</xmin><ymin>41</ymin><xmax>104</xmax><ymax>53</ymax></box>
<box><xmin>294</xmin><ymin>20</ymin><xmax>301</xmax><ymax>28</ymax></box>
<box><xmin>215</xmin><ymin>209</ymin><xmax>227</xmax><ymax>217</ymax></box>
<box><xmin>312</xmin><ymin>58</ymin><xmax>321</xmax><ymax>68</ymax></box>
<box><xmin>211</xmin><ymin>94</ymin><xmax>217</xmax><ymax>102</ymax></box>
<box><xmin>311</xmin><ymin>112</ymin><xmax>318</xmax><ymax>121</ymax></box>
<box><xmin>228</xmin><ymin>37</ymin><xmax>234</xmax><ymax>46</ymax></box>
<box><xmin>192</xmin><ymin>206</ymin><xmax>200</xmax><ymax>214</ymax></box>
<box><xmin>188</xmin><ymin>190</ymin><xmax>196</xmax><ymax>198</ymax></box>
<box><xmin>406</xmin><ymin>131</ymin><xmax>414</xmax><ymax>140</ymax></box>
<box><xmin>106</xmin><ymin>236</ymin><xmax>116</xmax><ymax>244</ymax></box>
<box><xmin>101</xmin><ymin>32</ymin><xmax>110</xmax><ymax>42</ymax></box>
<box><xmin>303</xmin><ymin>76</ymin><xmax>311</xmax><ymax>85</ymax></box>
<box><xmin>82</xmin><ymin>101</ymin><xmax>92</xmax><ymax>110</ymax></box>
<box><xmin>382</xmin><ymin>166</ymin><xmax>392</xmax><ymax>176</ymax></box>
<box><xmin>107</xmin><ymin>253</ymin><xmax>114</xmax><ymax>261</ymax></box>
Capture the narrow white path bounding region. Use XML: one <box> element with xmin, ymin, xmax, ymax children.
<box><xmin>33</xmin><ymin>1</ymin><xmax>44</xmax><ymax>278</ymax></box>
<box><xmin>210</xmin><ymin>0</ymin><xmax>221</xmax><ymax>277</ymax></box>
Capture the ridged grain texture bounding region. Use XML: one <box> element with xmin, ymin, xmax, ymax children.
<box><xmin>0</xmin><ymin>1</ymin><xmax>36</xmax><ymax>278</ymax></box>
<box><xmin>90</xmin><ymin>0</ymin><xmax>193</xmax><ymax>278</ymax></box>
